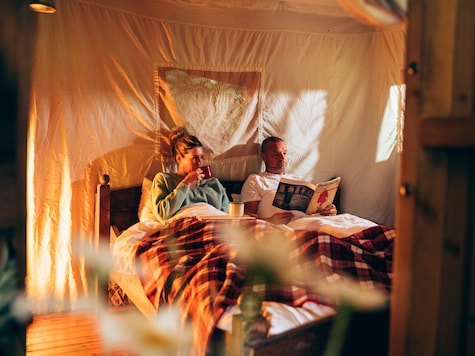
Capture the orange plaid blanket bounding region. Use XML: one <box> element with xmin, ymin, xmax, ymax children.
<box><xmin>135</xmin><ymin>217</ymin><xmax>394</xmax><ymax>356</ymax></box>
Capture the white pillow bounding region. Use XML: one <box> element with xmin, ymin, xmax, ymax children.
<box><xmin>138</xmin><ymin>178</ymin><xmax>155</xmax><ymax>222</ymax></box>
<box><xmin>216</xmin><ymin>301</ymin><xmax>335</xmax><ymax>334</ymax></box>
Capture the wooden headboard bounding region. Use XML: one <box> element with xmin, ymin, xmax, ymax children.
<box><xmin>96</xmin><ymin>174</ymin><xmax>245</xmax><ymax>236</ymax></box>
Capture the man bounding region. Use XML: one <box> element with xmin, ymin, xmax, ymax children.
<box><xmin>240</xmin><ymin>136</ymin><xmax>336</xmax><ymax>224</ymax></box>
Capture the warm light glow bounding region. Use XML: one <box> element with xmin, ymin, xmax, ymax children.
<box><xmin>278</xmin><ymin>90</ymin><xmax>328</xmax><ymax>174</ymax></box>
<box><xmin>375</xmin><ymin>84</ymin><xmax>405</xmax><ymax>163</ymax></box>
<box><xmin>26</xmin><ymin>102</ymin><xmax>79</xmax><ymax>312</ymax></box>
<box><xmin>29</xmin><ymin>1</ymin><xmax>56</xmax><ymax>14</ymax></box>
<box><xmin>26</xmin><ymin>106</ymin><xmax>37</xmax><ymax>301</ymax></box>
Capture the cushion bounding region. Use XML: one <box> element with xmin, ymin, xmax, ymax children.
<box><xmin>138</xmin><ymin>177</ymin><xmax>155</xmax><ymax>222</ymax></box>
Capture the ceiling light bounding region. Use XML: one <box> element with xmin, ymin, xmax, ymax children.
<box><xmin>29</xmin><ymin>0</ymin><xmax>56</xmax><ymax>14</ymax></box>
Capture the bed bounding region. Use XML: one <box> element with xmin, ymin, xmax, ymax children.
<box><xmin>95</xmin><ymin>174</ymin><xmax>395</xmax><ymax>356</ymax></box>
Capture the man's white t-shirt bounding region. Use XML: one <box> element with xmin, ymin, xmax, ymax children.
<box><xmin>240</xmin><ymin>171</ymin><xmax>303</xmax><ymax>219</ymax></box>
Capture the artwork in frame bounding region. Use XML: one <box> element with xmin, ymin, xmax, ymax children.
<box><xmin>155</xmin><ymin>66</ymin><xmax>261</xmax><ymax>161</ymax></box>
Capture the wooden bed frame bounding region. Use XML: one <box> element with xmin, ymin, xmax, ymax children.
<box><xmin>95</xmin><ymin>174</ymin><xmax>388</xmax><ymax>356</ymax></box>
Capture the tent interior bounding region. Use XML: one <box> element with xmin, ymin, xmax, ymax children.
<box><xmin>26</xmin><ymin>0</ymin><xmax>407</xmax><ymax>314</ymax></box>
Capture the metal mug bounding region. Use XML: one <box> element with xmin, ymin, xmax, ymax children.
<box><xmin>229</xmin><ymin>202</ymin><xmax>244</xmax><ymax>217</ymax></box>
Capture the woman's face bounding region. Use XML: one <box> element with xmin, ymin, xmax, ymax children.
<box><xmin>176</xmin><ymin>146</ymin><xmax>204</xmax><ymax>175</ymax></box>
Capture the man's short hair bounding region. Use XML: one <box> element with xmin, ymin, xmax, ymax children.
<box><xmin>261</xmin><ymin>136</ymin><xmax>284</xmax><ymax>153</ymax></box>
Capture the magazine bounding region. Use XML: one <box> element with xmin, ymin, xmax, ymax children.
<box><xmin>272</xmin><ymin>176</ymin><xmax>341</xmax><ymax>214</ymax></box>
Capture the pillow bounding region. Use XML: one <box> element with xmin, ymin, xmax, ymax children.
<box><xmin>138</xmin><ymin>177</ymin><xmax>155</xmax><ymax>222</ymax></box>
<box><xmin>217</xmin><ymin>301</ymin><xmax>335</xmax><ymax>335</ymax></box>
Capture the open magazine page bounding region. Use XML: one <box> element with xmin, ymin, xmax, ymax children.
<box><xmin>272</xmin><ymin>177</ymin><xmax>341</xmax><ymax>214</ymax></box>
<box><xmin>272</xmin><ymin>178</ymin><xmax>316</xmax><ymax>213</ymax></box>
<box><xmin>305</xmin><ymin>177</ymin><xmax>341</xmax><ymax>214</ymax></box>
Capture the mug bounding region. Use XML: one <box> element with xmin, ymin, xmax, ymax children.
<box><xmin>229</xmin><ymin>202</ymin><xmax>244</xmax><ymax>217</ymax></box>
<box><xmin>200</xmin><ymin>166</ymin><xmax>212</xmax><ymax>179</ymax></box>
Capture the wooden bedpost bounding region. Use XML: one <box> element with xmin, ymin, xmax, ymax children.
<box><xmin>94</xmin><ymin>174</ymin><xmax>111</xmax><ymax>305</ymax></box>
<box><xmin>226</xmin><ymin>290</ymin><xmax>269</xmax><ymax>355</ymax></box>
<box><xmin>95</xmin><ymin>174</ymin><xmax>110</xmax><ymax>246</ymax></box>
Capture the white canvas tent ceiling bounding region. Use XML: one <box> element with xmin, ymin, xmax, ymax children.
<box><xmin>84</xmin><ymin>0</ymin><xmax>406</xmax><ymax>32</ymax></box>
<box><xmin>104</xmin><ymin>0</ymin><xmax>352</xmax><ymax>17</ymax></box>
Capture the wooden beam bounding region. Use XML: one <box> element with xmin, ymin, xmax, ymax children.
<box><xmin>420</xmin><ymin>117</ymin><xmax>475</xmax><ymax>147</ymax></box>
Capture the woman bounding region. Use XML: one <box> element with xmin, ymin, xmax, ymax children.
<box><xmin>150</xmin><ymin>127</ymin><xmax>229</xmax><ymax>222</ymax></box>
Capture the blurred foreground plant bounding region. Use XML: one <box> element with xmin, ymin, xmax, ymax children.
<box><xmin>79</xmin><ymin>240</ymin><xmax>192</xmax><ymax>356</ymax></box>
<box><xmin>97</xmin><ymin>304</ymin><xmax>192</xmax><ymax>356</ymax></box>
<box><xmin>222</xmin><ymin>223</ymin><xmax>389</xmax><ymax>355</ymax></box>
<box><xmin>0</xmin><ymin>237</ymin><xmax>32</xmax><ymax>355</ymax></box>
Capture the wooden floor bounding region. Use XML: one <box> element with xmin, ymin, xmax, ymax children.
<box><xmin>26</xmin><ymin>310</ymin><xmax>137</xmax><ymax>356</ymax></box>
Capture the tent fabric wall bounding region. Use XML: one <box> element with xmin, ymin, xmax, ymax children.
<box><xmin>27</xmin><ymin>0</ymin><xmax>405</xmax><ymax>309</ymax></box>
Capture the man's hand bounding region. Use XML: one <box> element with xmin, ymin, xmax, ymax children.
<box><xmin>269</xmin><ymin>211</ymin><xmax>297</xmax><ymax>225</ymax></box>
<box><xmin>319</xmin><ymin>204</ymin><xmax>337</xmax><ymax>216</ymax></box>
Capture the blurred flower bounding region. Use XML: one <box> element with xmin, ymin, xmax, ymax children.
<box><xmin>225</xmin><ymin>225</ymin><xmax>300</xmax><ymax>285</ymax></box>
<box><xmin>315</xmin><ymin>274</ymin><xmax>388</xmax><ymax>310</ymax></box>
<box><xmin>75</xmin><ymin>240</ymin><xmax>115</xmax><ymax>290</ymax></box>
<box><xmin>77</xmin><ymin>239</ymin><xmax>192</xmax><ymax>355</ymax></box>
<box><xmin>222</xmin><ymin>224</ymin><xmax>388</xmax><ymax>310</ymax></box>
<box><xmin>222</xmin><ymin>224</ymin><xmax>389</xmax><ymax>356</ymax></box>
<box><xmin>0</xmin><ymin>255</ymin><xmax>33</xmax><ymax>353</ymax></box>
<box><xmin>9</xmin><ymin>294</ymin><xmax>34</xmax><ymax>325</ymax></box>
<box><xmin>97</xmin><ymin>304</ymin><xmax>191</xmax><ymax>356</ymax></box>
<box><xmin>0</xmin><ymin>263</ymin><xmax>23</xmax><ymax>328</ymax></box>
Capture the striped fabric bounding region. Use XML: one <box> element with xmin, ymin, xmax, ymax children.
<box><xmin>135</xmin><ymin>217</ymin><xmax>394</xmax><ymax>356</ymax></box>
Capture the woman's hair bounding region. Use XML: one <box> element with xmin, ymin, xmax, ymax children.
<box><xmin>169</xmin><ymin>127</ymin><xmax>202</xmax><ymax>161</ymax></box>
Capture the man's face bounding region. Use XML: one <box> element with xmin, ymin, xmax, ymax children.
<box><xmin>261</xmin><ymin>141</ymin><xmax>287</xmax><ymax>174</ymax></box>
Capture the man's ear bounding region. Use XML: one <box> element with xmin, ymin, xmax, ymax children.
<box><xmin>260</xmin><ymin>152</ymin><xmax>266</xmax><ymax>162</ymax></box>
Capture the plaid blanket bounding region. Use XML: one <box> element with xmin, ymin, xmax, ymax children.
<box><xmin>135</xmin><ymin>217</ymin><xmax>395</xmax><ymax>356</ymax></box>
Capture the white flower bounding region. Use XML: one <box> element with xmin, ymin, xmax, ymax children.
<box><xmin>98</xmin><ymin>305</ymin><xmax>191</xmax><ymax>356</ymax></box>
<box><xmin>221</xmin><ymin>224</ymin><xmax>388</xmax><ymax>311</ymax></box>
<box><xmin>9</xmin><ymin>294</ymin><xmax>33</xmax><ymax>325</ymax></box>
<box><xmin>313</xmin><ymin>274</ymin><xmax>388</xmax><ymax>310</ymax></box>
<box><xmin>75</xmin><ymin>240</ymin><xmax>115</xmax><ymax>285</ymax></box>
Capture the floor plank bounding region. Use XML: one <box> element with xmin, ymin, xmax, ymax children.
<box><xmin>26</xmin><ymin>310</ymin><xmax>137</xmax><ymax>356</ymax></box>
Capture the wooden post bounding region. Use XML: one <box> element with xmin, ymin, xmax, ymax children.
<box><xmin>94</xmin><ymin>174</ymin><xmax>110</xmax><ymax>306</ymax></box>
<box><xmin>227</xmin><ymin>290</ymin><xmax>270</xmax><ymax>356</ymax></box>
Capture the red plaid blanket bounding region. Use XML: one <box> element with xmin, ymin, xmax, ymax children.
<box><xmin>135</xmin><ymin>217</ymin><xmax>394</xmax><ymax>356</ymax></box>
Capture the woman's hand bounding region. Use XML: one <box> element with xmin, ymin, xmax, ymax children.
<box><xmin>181</xmin><ymin>168</ymin><xmax>205</xmax><ymax>187</ymax></box>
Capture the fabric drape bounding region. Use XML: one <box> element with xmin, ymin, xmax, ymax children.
<box><xmin>27</xmin><ymin>0</ymin><xmax>405</xmax><ymax>309</ymax></box>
